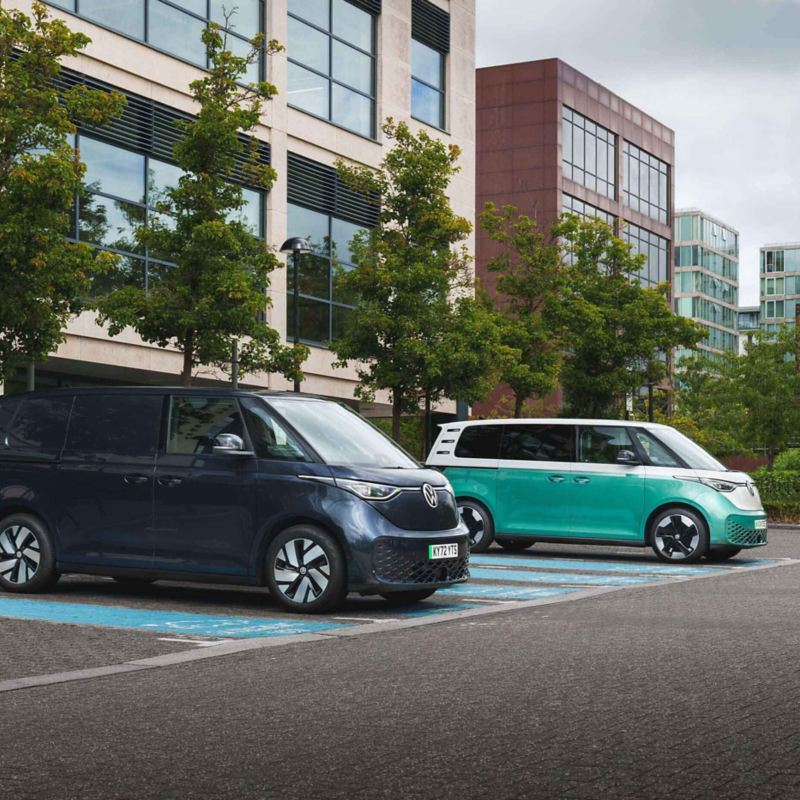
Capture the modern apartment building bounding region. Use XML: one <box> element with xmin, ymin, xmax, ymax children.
<box><xmin>760</xmin><ymin>243</ymin><xmax>800</xmax><ymax>334</ymax></box>
<box><xmin>673</xmin><ymin>210</ymin><xmax>739</xmax><ymax>364</ymax></box>
<box><xmin>737</xmin><ymin>305</ymin><xmax>760</xmax><ymax>355</ymax></box>
<box><xmin>2</xmin><ymin>0</ymin><xmax>476</xmax><ymax>416</ymax></box>
<box><xmin>475</xmin><ymin>58</ymin><xmax>675</xmax><ymax>412</ymax></box>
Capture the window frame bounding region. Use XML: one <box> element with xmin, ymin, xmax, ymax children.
<box><xmin>165</xmin><ymin>394</ymin><xmax>254</xmax><ymax>457</ymax></box>
<box><xmin>562</xmin><ymin>107</ymin><xmax>617</xmax><ymax>200</ymax></box>
<box><xmin>411</xmin><ymin>37</ymin><xmax>446</xmax><ymax>131</ymax></box>
<box><xmin>622</xmin><ymin>141</ymin><xmax>670</xmax><ymax>225</ymax></box>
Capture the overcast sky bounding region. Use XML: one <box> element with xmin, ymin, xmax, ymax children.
<box><xmin>475</xmin><ymin>0</ymin><xmax>800</xmax><ymax>305</ymax></box>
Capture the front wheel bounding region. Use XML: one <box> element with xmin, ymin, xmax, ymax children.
<box><xmin>381</xmin><ymin>589</ymin><xmax>437</xmax><ymax>605</ymax></box>
<box><xmin>0</xmin><ymin>513</ymin><xmax>59</xmax><ymax>593</ymax></box>
<box><xmin>265</xmin><ymin>525</ymin><xmax>347</xmax><ymax>614</ymax></box>
<box><xmin>457</xmin><ymin>500</ymin><xmax>494</xmax><ymax>553</ymax></box>
<box><xmin>650</xmin><ymin>508</ymin><xmax>708</xmax><ymax>564</ymax></box>
<box><xmin>705</xmin><ymin>546</ymin><xmax>742</xmax><ymax>562</ymax></box>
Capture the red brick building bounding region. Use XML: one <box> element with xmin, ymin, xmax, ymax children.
<box><xmin>475</xmin><ymin>58</ymin><xmax>675</xmax><ymax>416</ymax></box>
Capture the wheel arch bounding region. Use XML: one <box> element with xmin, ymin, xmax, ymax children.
<box><xmin>455</xmin><ymin>495</ymin><xmax>496</xmax><ymax>529</ymax></box>
<box><xmin>643</xmin><ymin>502</ymin><xmax>710</xmax><ymax>546</ymax></box>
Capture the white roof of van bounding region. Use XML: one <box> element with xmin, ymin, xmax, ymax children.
<box><xmin>440</xmin><ymin>418</ymin><xmax>670</xmax><ymax>429</ymax></box>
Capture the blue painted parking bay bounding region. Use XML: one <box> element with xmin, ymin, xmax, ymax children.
<box><xmin>0</xmin><ymin>555</ymin><xmax>772</xmax><ymax>639</ymax></box>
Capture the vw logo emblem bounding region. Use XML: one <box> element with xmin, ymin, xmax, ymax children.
<box><xmin>422</xmin><ymin>483</ymin><xmax>438</xmax><ymax>508</ymax></box>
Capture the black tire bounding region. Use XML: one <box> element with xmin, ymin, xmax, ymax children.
<box><xmin>457</xmin><ymin>499</ymin><xmax>495</xmax><ymax>553</ymax></box>
<box><xmin>650</xmin><ymin>507</ymin><xmax>709</xmax><ymax>564</ymax></box>
<box><xmin>495</xmin><ymin>537</ymin><xmax>535</xmax><ymax>552</ymax></box>
<box><xmin>265</xmin><ymin>524</ymin><xmax>347</xmax><ymax>614</ymax></box>
<box><xmin>0</xmin><ymin>513</ymin><xmax>59</xmax><ymax>593</ymax></box>
<box><xmin>380</xmin><ymin>589</ymin><xmax>437</xmax><ymax>605</ymax></box>
<box><xmin>704</xmin><ymin>546</ymin><xmax>742</xmax><ymax>562</ymax></box>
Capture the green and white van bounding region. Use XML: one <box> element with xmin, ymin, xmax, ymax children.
<box><xmin>426</xmin><ymin>419</ymin><xmax>767</xmax><ymax>563</ymax></box>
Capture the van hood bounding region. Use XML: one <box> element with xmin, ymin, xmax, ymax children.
<box><xmin>325</xmin><ymin>464</ymin><xmax>450</xmax><ymax>489</ymax></box>
<box><xmin>680</xmin><ymin>468</ymin><xmax>763</xmax><ymax>512</ymax></box>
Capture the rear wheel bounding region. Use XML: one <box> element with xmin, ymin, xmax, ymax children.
<box><xmin>495</xmin><ymin>537</ymin><xmax>535</xmax><ymax>552</ymax></box>
<box><xmin>704</xmin><ymin>546</ymin><xmax>742</xmax><ymax>562</ymax></box>
<box><xmin>0</xmin><ymin>513</ymin><xmax>59</xmax><ymax>593</ymax></box>
<box><xmin>381</xmin><ymin>589</ymin><xmax>437</xmax><ymax>605</ymax></box>
<box><xmin>265</xmin><ymin>525</ymin><xmax>347</xmax><ymax>614</ymax></box>
<box><xmin>457</xmin><ymin>499</ymin><xmax>494</xmax><ymax>553</ymax></box>
<box><xmin>650</xmin><ymin>508</ymin><xmax>708</xmax><ymax>564</ymax></box>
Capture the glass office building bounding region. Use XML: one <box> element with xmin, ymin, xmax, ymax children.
<box><xmin>760</xmin><ymin>244</ymin><xmax>800</xmax><ymax>334</ymax></box>
<box><xmin>673</xmin><ymin>210</ymin><xmax>739</xmax><ymax>364</ymax></box>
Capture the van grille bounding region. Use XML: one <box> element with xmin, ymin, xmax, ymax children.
<box><xmin>726</xmin><ymin>520</ymin><xmax>767</xmax><ymax>546</ymax></box>
<box><xmin>373</xmin><ymin>538</ymin><xmax>469</xmax><ymax>585</ymax></box>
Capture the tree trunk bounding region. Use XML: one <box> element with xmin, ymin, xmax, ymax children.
<box><xmin>181</xmin><ymin>330</ymin><xmax>194</xmax><ymax>387</ymax></box>
<box><xmin>513</xmin><ymin>393</ymin><xmax>523</xmax><ymax>419</ymax></box>
<box><xmin>422</xmin><ymin>394</ymin><xmax>432</xmax><ymax>456</ymax></box>
<box><xmin>767</xmin><ymin>448</ymin><xmax>775</xmax><ymax>471</ymax></box>
<box><xmin>391</xmin><ymin>391</ymin><xmax>403</xmax><ymax>442</ymax></box>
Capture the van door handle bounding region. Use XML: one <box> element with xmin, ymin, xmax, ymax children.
<box><xmin>123</xmin><ymin>474</ymin><xmax>149</xmax><ymax>485</ymax></box>
<box><xmin>157</xmin><ymin>476</ymin><xmax>183</xmax><ymax>488</ymax></box>
<box><xmin>547</xmin><ymin>475</ymin><xmax>565</xmax><ymax>483</ymax></box>
<box><xmin>574</xmin><ymin>476</ymin><xmax>590</xmax><ymax>484</ymax></box>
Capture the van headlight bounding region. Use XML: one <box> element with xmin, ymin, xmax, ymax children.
<box><xmin>336</xmin><ymin>478</ymin><xmax>400</xmax><ymax>501</ymax></box>
<box><xmin>676</xmin><ymin>475</ymin><xmax>741</xmax><ymax>493</ymax></box>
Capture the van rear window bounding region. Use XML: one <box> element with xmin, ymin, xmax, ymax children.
<box><xmin>454</xmin><ymin>426</ymin><xmax>501</xmax><ymax>459</ymax></box>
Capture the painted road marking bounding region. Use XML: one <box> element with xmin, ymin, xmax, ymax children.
<box><xmin>438</xmin><ymin>584</ymin><xmax>582</xmax><ymax>601</ymax></box>
<box><xmin>0</xmin><ymin>598</ymin><xmax>345</xmax><ymax>638</ymax></box>
<box><xmin>468</xmin><ymin>567</ymin><xmax>669</xmax><ymax>586</ymax></box>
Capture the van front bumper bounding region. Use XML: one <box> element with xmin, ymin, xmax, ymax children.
<box><xmin>721</xmin><ymin>512</ymin><xmax>768</xmax><ymax>547</ymax></box>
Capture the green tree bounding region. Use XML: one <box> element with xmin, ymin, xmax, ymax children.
<box><xmin>676</xmin><ymin>328</ymin><xmax>800</xmax><ymax>468</ymax></box>
<box><xmin>555</xmin><ymin>214</ymin><xmax>703</xmax><ymax>417</ymax></box>
<box><xmin>0</xmin><ymin>2</ymin><xmax>123</xmax><ymax>384</ymax></box>
<box><xmin>95</xmin><ymin>23</ymin><xmax>306</xmax><ymax>386</ymax></box>
<box><xmin>479</xmin><ymin>202</ymin><xmax>565</xmax><ymax>417</ymax></box>
<box><xmin>332</xmin><ymin>120</ymin><xmax>503</xmax><ymax>441</ymax></box>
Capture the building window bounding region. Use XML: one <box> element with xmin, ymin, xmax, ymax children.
<box><xmin>622</xmin><ymin>223</ymin><xmax>668</xmax><ymax>287</ymax></box>
<box><xmin>411</xmin><ymin>0</ymin><xmax>449</xmax><ymax>130</ymax></box>
<box><xmin>622</xmin><ymin>142</ymin><xmax>669</xmax><ymax>224</ymax></box>
<box><xmin>46</xmin><ymin>0</ymin><xmax>264</xmax><ymax>82</ymax></box>
<box><xmin>562</xmin><ymin>194</ymin><xmax>614</xmax><ymax>226</ymax></box>
<box><xmin>287</xmin><ymin>0</ymin><xmax>377</xmax><ymax>138</ymax></box>
<box><xmin>562</xmin><ymin>107</ymin><xmax>616</xmax><ymax>200</ymax></box>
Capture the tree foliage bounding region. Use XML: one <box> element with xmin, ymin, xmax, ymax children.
<box><xmin>555</xmin><ymin>214</ymin><xmax>703</xmax><ymax>418</ymax></box>
<box><xmin>95</xmin><ymin>23</ymin><xmax>306</xmax><ymax>386</ymax></box>
<box><xmin>0</xmin><ymin>2</ymin><xmax>123</xmax><ymax>383</ymax></box>
<box><xmin>479</xmin><ymin>202</ymin><xmax>565</xmax><ymax>417</ymax></box>
<box><xmin>332</xmin><ymin>120</ymin><xmax>504</xmax><ymax>440</ymax></box>
<box><xmin>676</xmin><ymin>328</ymin><xmax>800</xmax><ymax>467</ymax></box>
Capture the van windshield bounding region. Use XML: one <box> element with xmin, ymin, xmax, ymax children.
<box><xmin>266</xmin><ymin>398</ymin><xmax>419</xmax><ymax>469</ymax></box>
<box><xmin>649</xmin><ymin>426</ymin><xmax>726</xmax><ymax>472</ymax></box>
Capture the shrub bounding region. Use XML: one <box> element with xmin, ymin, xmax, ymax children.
<box><xmin>774</xmin><ymin>449</ymin><xmax>800</xmax><ymax>471</ymax></box>
<box><xmin>753</xmin><ymin>468</ymin><xmax>800</xmax><ymax>523</ymax></box>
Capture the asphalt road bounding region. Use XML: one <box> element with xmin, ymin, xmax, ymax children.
<box><xmin>3</xmin><ymin>531</ymin><xmax>800</xmax><ymax>799</ymax></box>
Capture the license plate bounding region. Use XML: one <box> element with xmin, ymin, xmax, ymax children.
<box><xmin>755</xmin><ymin>519</ymin><xmax>767</xmax><ymax>530</ymax></box>
<box><xmin>429</xmin><ymin>543</ymin><xmax>458</xmax><ymax>560</ymax></box>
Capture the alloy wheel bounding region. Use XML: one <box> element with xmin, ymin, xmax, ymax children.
<box><xmin>459</xmin><ymin>504</ymin><xmax>486</xmax><ymax>548</ymax></box>
<box><xmin>273</xmin><ymin>538</ymin><xmax>331</xmax><ymax>604</ymax></box>
<box><xmin>0</xmin><ymin>524</ymin><xmax>41</xmax><ymax>585</ymax></box>
<box><xmin>653</xmin><ymin>514</ymin><xmax>701</xmax><ymax>560</ymax></box>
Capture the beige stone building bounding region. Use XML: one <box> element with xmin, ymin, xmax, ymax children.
<box><xmin>3</xmin><ymin>0</ymin><xmax>476</xmax><ymax>416</ymax></box>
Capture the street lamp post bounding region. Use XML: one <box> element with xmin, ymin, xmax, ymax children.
<box><xmin>280</xmin><ymin>236</ymin><xmax>312</xmax><ymax>393</ymax></box>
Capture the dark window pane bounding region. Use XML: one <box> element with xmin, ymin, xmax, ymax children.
<box><xmin>79</xmin><ymin>196</ymin><xmax>144</xmax><ymax>254</ymax></box>
<box><xmin>455</xmin><ymin>425</ymin><xmax>501</xmax><ymax>459</ymax></box>
<box><xmin>227</xmin><ymin>33</ymin><xmax>261</xmax><ymax>83</ymax></box>
<box><xmin>65</xmin><ymin>394</ymin><xmax>162</xmax><ymax>456</ymax></box>
<box><xmin>288</xmin><ymin>0</ymin><xmax>329</xmax><ymax>29</ymax></box>
<box><xmin>91</xmin><ymin>255</ymin><xmax>146</xmax><ymax>295</ymax></box>
<box><xmin>412</xmin><ymin>39</ymin><xmax>442</xmax><ymax>89</ymax></box>
<box><xmin>411</xmin><ymin>79</ymin><xmax>442</xmax><ymax>128</ymax></box>
<box><xmin>81</xmin><ymin>0</ymin><xmax>144</xmax><ymax>39</ymax></box>
<box><xmin>287</xmin><ymin>204</ymin><xmax>330</xmax><ymax>253</ymax></box>
<box><xmin>578</xmin><ymin>426</ymin><xmax>634</xmax><ymax>464</ymax></box>
<box><xmin>287</xmin><ymin>62</ymin><xmax>329</xmax><ymax>118</ymax></box>
<box><xmin>0</xmin><ymin>397</ymin><xmax>22</xmax><ymax>442</ymax></box>
<box><xmin>331</xmin><ymin>216</ymin><xmax>365</xmax><ymax>265</ymax></box>
<box><xmin>289</xmin><ymin>16</ymin><xmax>329</xmax><ymax>74</ymax></box>
<box><xmin>287</xmin><ymin>296</ymin><xmax>330</xmax><ymax>343</ymax></box>
<box><xmin>631</xmin><ymin>429</ymin><xmax>682</xmax><ymax>468</ymax></box>
<box><xmin>332</xmin><ymin>40</ymin><xmax>371</xmax><ymax>94</ymax></box>
<box><xmin>332</xmin><ymin>84</ymin><xmax>372</xmax><ymax>136</ymax></box>
<box><xmin>167</xmin><ymin>396</ymin><xmax>244</xmax><ymax>455</ymax></box>
<box><xmin>500</xmin><ymin>424</ymin><xmax>573</xmax><ymax>462</ymax></box>
<box><xmin>147</xmin><ymin>158</ymin><xmax>183</xmax><ymax>204</ymax></box>
<box><xmin>332</xmin><ymin>0</ymin><xmax>372</xmax><ymax>50</ymax></box>
<box><xmin>297</xmin><ymin>253</ymin><xmax>330</xmax><ymax>299</ymax></box>
<box><xmin>331</xmin><ymin>304</ymin><xmax>353</xmax><ymax>339</ymax></box>
<box><xmin>80</xmin><ymin>136</ymin><xmax>145</xmax><ymax>202</ymax></box>
<box><xmin>241</xmin><ymin>397</ymin><xmax>308</xmax><ymax>460</ymax></box>
<box><xmin>332</xmin><ymin>263</ymin><xmax>356</xmax><ymax>305</ymax></box>
<box><xmin>149</xmin><ymin>1</ymin><xmax>207</xmax><ymax>66</ymax></box>
<box><xmin>8</xmin><ymin>396</ymin><xmax>72</xmax><ymax>453</ymax></box>
<box><xmin>210</xmin><ymin>0</ymin><xmax>260</xmax><ymax>34</ymax></box>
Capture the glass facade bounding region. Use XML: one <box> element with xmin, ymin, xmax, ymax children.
<box><xmin>622</xmin><ymin>142</ymin><xmax>669</xmax><ymax>224</ymax></box>
<box><xmin>561</xmin><ymin>107</ymin><xmax>616</xmax><ymax>200</ymax></box>
<box><xmin>74</xmin><ymin>133</ymin><xmax>263</xmax><ymax>293</ymax></box>
<box><xmin>622</xmin><ymin>223</ymin><xmax>669</xmax><ymax>287</ymax></box>
<box><xmin>561</xmin><ymin>194</ymin><xmax>614</xmax><ymax>225</ymax></box>
<box><xmin>46</xmin><ymin>0</ymin><xmax>263</xmax><ymax>83</ymax></box>
<box><xmin>411</xmin><ymin>38</ymin><xmax>445</xmax><ymax>129</ymax></box>
<box><xmin>285</xmin><ymin>203</ymin><xmax>367</xmax><ymax>345</ymax></box>
<box><xmin>674</xmin><ymin>213</ymin><xmax>738</xmax><ymax>258</ymax></box>
<box><xmin>287</xmin><ymin>0</ymin><xmax>376</xmax><ymax>138</ymax></box>
<box><xmin>759</xmin><ymin>246</ymin><xmax>800</xmax><ymax>332</ymax></box>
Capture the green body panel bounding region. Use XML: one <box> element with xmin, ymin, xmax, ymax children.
<box><xmin>495</xmin><ymin>465</ymin><xmax>571</xmax><ymax>536</ymax></box>
<box><xmin>445</xmin><ymin>467</ymin><xmax>497</xmax><ymax>518</ymax></box>
<box><xmin>569</xmin><ymin>467</ymin><xmax>644</xmax><ymax>539</ymax></box>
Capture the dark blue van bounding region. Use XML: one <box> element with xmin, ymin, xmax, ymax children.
<box><xmin>0</xmin><ymin>389</ymin><xmax>469</xmax><ymax>613</ymax></box>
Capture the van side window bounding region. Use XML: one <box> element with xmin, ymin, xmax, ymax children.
<box><xmin>0</xmin><ymin>397</ymin><xmax>22</xmax><ymax>444</ymax></box>
<box><xmin>7</xmin><ymin>396</ymin><xmax>72</xmax><ymax>454</ymax></box>
<box><xmin>579</xmin><ymin>426</ymin><xmax>635</xmax><ymax>464</ymax></box>
<box><xmin>631</xmin><ymin>429</ymin><xmax>682</xmax><ymax>468</ymax></box>
<box><xmin>241</xmin><ymin>398</ymin><xmax>308</xmax><ymax>461</ymax></box>
<box><xmin>500</xmin><ymin>424</ymin><xmax>574</xmax><ymax>462</ymax></box>
<box><xmin>65</xmin><ymin>394</ymin><xmax>162</xmax><ymax>456</ymax></box>
<box><xmin>168</xmin><ymin>396</ymin><xmax>244</xmax><ymax>455</ymax></box>
<box><xmin>454</xmin><ymin>426</ymin><xmax>501</xmax><ymax>459</ymax></box>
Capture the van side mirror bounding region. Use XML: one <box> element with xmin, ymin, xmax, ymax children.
<box><xmin>212</xmin><ymin>433</ymin><xmax>254</xmax><ymax>456</ymax></box>
<box><xmin>616</xmin><ymin>449</ymin><xmax>641</xmax><ymax>466</ymax></box>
